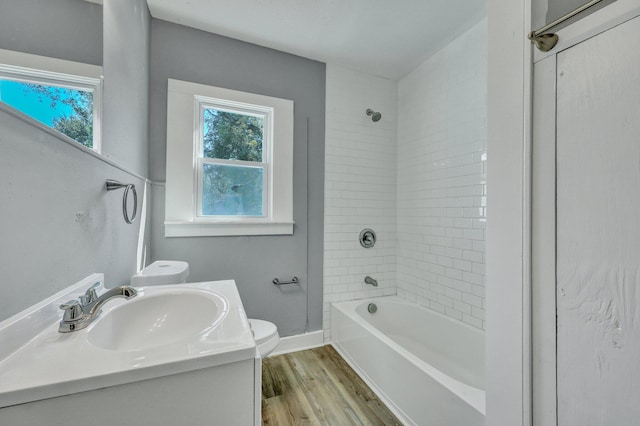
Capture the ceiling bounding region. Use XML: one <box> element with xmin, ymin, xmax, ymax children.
<box><xmin>144</xmin><ymin>0</ymin><xmax>486</xmax><ymax>80</ymax></box>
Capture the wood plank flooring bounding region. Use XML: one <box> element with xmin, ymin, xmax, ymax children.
<box><xmin>261</xmin><ymin>345</ymin><xmax>402</xmax><ymax>425</ymax></box>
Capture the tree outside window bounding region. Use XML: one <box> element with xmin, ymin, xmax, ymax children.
<box><xmin>0</xmin><ymin>80</ymin><xmax>94</xmax><ymax>148</ymax></box>
<box><xmin>200</xmin><ymin>108</ymin><xmax>266</xmax><ymax>217</ymax></box>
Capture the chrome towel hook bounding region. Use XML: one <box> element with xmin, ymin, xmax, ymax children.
<box><xmin>106</xmin><ymin>179</ymin><xmax>137</xmax><ymax>224</ymax></box>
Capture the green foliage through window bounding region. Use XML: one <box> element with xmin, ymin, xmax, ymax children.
<box><xmin>203</xmin><ymin>108</ymin><xmax>263</xmax><ymax>161</ymax></box>
<box><xmin>202</xmin><ymin>164</ymin><xmax>264</xmax><ymax>216</ymax></box>
<box><xmin>200</xmin><ymin>107</ymin><xmax>266</xmax><ymax>217</ymax></box>
<box><xmin>0</xmin><ymin>80</ymin><xmax>94</xmax><ymax>148</ymax></box>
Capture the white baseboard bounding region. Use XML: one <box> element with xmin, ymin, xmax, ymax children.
<box><xmin>269</xmin><ymin>330</ymin><xmax>324</xmax><ymax>356</ymax></box>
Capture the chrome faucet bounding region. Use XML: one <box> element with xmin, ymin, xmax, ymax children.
<box><xmin>59</xmin><ymin>283</ymin><xmax>137</xmax><ymax>333</ymax></box>
<box><xmin>364</xmin><ymin>276</ymin><xmax>378</xmax><ymax>287</ymax></box>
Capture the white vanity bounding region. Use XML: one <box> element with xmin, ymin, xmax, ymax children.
<box><xmin>0</xmin><ymin>274</ymin><xmax>260</xmax><ymax>425</ymax></box>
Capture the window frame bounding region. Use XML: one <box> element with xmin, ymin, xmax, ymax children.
<box><xmin>0</xmin><ymin>49</ymin><xmax>102</xmax><ymax>152</ymax></box>
<box><xmin>194</xmin><ymin>98</ymin><xmax>272</xmax><ymax>220</ymax></box>
<box><xmin>165</xmin><ymin>79</ymin><xmax>294</xmax><ymax>237</ymax></box>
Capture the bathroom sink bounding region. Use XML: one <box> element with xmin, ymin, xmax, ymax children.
<box><xmin>0</xmin><ymin>276</ymin><xmax>256</xmax><ymax>409</ymax></box>
<box><xmin>88</xmin><ymin>289</ymin><xmax>229</xmax><ymax>351</ymax></box>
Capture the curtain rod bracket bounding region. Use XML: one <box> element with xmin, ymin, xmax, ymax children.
<box><xmin>529</xmin><ymin>32</ymin><xmax>559</xmax><ymax>52</ymax></box>
<box><xmin>528</xmin><ymin>0</ymin><xmax>604</xmax><ymax>52</ymax></box>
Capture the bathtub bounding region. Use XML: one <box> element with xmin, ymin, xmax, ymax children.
<box><xmin>331</xmin><ymin>296</ymin><xmax>485</xmax><ymax>426</ymax></box>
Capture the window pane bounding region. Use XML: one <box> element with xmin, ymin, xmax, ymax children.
<box><xmin>203</xmin><ymin>108</ymin><xmax>263</xmax><ymax>162</ymax></box>
<box><xmin>202</xmin><ymin>163</ymin><xmax>264</xmax><ymax>216</ymax></box>
<box><xmin>0</xmin><ymin>80</ymin><xmax>94</xmax><ymax>148</ymax></box>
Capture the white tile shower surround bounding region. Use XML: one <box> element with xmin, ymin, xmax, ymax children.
<box><xmin>397</xmin><ymin>19</ymin><xmax>487</xmax><ymax>330</ymax></box>
<box><xmin>323</xmin><ymin>65</ymin><xmax>398</xmax><ymax>342</ymax></box>
<box><xmin>323</xmin><ymin>19</ymin><xmax>487</xmax><ymax>337</ymax></box>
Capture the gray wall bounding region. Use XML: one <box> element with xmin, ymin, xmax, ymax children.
<box><xmin>0</xmin><ymin>107</ymin><xmax>146</xmax><ymax>320</ymax></box>
<box><xmin>0</xmin><ymin>0</ymin><xmax>102</xmax><ymax>65</ymax></box>
<box><xmin>0</xmin><ymin>0</ymin><xmax>151</xmax><ymax>321</ymax></box>
<box><xmin>103</xmin><ymin>0</ymin><xmax>151</xmax><ymax>177</ymax></box>
<box><xmin>0</xmin><ymin>1</ymin><xmax>324</xmax><ymax>333</ymax></box>
<box><xmin>149</xmin><ymin>19</ymin><xmax>325</xmax><ymax>336</ymax></box>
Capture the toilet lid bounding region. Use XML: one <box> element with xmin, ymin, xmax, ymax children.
<box><xmin>248</xmin><ymin>319</ymin><xmax>278</xmax><ymax>344</ymax></box>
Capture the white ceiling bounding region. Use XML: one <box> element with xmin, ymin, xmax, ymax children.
<box><xmin>145</xmin><ymin>0</ymin><xmax>486</xmax><ymax>80</ymax></box>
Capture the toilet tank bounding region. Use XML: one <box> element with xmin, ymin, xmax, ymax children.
<box><xmin>131</xmin><ymin>261</ymin><xmax>189</xmax><ymax>286</ymax></box>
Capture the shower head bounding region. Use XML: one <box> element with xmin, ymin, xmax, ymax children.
<box><xmin>366</xmin><ymin>108</ymin><xmax>382</xmax><ymax>122</ymax></box>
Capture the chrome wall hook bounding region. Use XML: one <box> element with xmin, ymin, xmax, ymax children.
<box><xmin>106</xmin><ymin>179</ymin><xmax>137</xmax><ymax>224</ymax></box>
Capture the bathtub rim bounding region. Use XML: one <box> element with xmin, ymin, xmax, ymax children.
<box><xmin>331</xmin><ymin>295</ymin><xmax>486</xmax><ymax>416</ymax></box>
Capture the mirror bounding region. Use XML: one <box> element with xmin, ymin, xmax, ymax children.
<box><xmin>0</xmin><ymin>0</ymin><xmax>150</xmax><ymax>321</ymax></box>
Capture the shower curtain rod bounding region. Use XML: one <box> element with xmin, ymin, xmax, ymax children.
<box><xmin>528</xmin><ymin>0</ymin><xmax>605</xmax><ymax>51</ymax></box>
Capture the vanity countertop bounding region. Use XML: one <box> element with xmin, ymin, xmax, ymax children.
<box><xmin>0</xmin><ymin>274</ymin><xmax>256</xmax><ymax>408</ymax></box>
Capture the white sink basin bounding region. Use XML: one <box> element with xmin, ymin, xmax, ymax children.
<box><xmin>88</xmin><ymin>289</ymin><xmax>228</xmax><ymax>351</ymax></box>
<box><xmin>0</xmin><ymin>276</ymin><xmax>256</xmax><ymax>409</ymax></box>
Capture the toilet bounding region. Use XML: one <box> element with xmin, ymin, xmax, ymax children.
<box><xmin>248</xmin><ymin>319</ymin><xmax>280</xmax><ymax>358</ymax></box>
<box><xmin>131</xmin><ymin>260</ymin><xmax>190</xmax><ymax>286</ymax></box>
<box><xmin>131</xmin><ymin>260</ymin><xmax>280</xmax><ymax>357</ymax></box>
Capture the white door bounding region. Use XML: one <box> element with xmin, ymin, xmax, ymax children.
<box><xmin>533</xmin><ymin>11</ymin><xmax>640</xmax><ymax>426</ymax></box>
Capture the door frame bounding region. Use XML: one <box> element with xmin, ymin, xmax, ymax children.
<box><xmin>486</xmin><ymin>0</ymin><xmax>533</xmax><ymax>424</ymax></box>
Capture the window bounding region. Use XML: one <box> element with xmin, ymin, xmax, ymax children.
<box><xmin>197</xmin><ymin>101</ymin><xmax>269</xmax><ymax>218</ymax></box>
<box><xmin>0</xmin><ymin>49</ymin><xmax>102</xmax><ymax>151</ymax></box>
<box><xmin>165</xmin><ymin>79</ymin><xmax>294</xmax><ymax>237</ymax></box>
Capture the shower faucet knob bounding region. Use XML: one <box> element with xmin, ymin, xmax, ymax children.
<box><xmin>359</xmin><ymin>228</ymin><xmax>376</xmax><ymax>248</ymax></box>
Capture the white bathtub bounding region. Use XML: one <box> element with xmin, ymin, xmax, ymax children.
<box><xmin>331</xmin><ymin>296</ymin><xmax>485</xmax><ymax>426</ymax></box>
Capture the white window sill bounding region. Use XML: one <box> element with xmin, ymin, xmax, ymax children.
<box><xmin>164</xmin><ymin>221</ymin><xmax>294</xmax><ymax>237</ymax></box>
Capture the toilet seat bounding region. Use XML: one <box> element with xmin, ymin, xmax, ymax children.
<box><xmin>249</xmin><ymin>319</ymin><xmax>279</xmax><ymax>357</ymax></box>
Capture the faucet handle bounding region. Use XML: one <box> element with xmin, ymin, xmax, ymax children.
<box><xmin>80</xmin><ymin>282</ymin><xmax>100</xmax><ymax>306</ymax></box>
<box><xmin>60</xmin><ymin>300</ymin><xmax>83</xmax><ymax>322</ymax></box>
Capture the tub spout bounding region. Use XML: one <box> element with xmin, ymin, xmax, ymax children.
<box><xmin>364</xmin><ymin>276</ymin><xmax>378</xmax><ymax>287</ymax></box>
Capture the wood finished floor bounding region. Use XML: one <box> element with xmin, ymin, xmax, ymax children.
<box><xmin>261</xmin><ymin>345</ymin><xmax>402</xmax><ymax>425</ymax></box>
